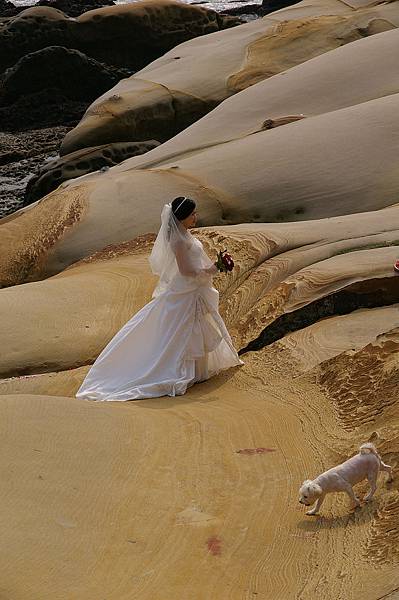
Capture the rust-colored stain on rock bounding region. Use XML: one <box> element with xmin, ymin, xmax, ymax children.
<box><xmin>207</xmin><ymin>536</ymin><xmax>222</xmax><ymax>556</ymax></box>
<box><xmin>235</xmin><ymin>447</ymin><xmax>276</xmax><ymax>455</ymax></box>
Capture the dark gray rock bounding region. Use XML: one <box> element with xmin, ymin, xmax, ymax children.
<box><xmin>24</xmin><ymin>139</ymin><xmax>160</xmax><ymax>205</ymax></box>
<box><xmin>0</xmin><ymin>0</ymin><xmax>21</xmax><ymax>18</ymax></box>
<box><xmin>0</xmin><ymin>125</ymin><xmax>71</xmax><ymax>218</ymax></box>
<box><xmin>0</xmin><ymin>45</ymin><xmax>129</xmax><ymax>105</ymax></box>
<box><xmin>36</xmin><ymin>0</ymin><xmax>115</xmax><ymax>18</ymax></box>
<box><xmin>0</xmin><ymin>88</ymin><xmax>88</xmax><ymax>130</ymax></box>
<box><xmin>261</xmin><ymin>0</ymin><xmax>301</xmax><ymax>14</ymax></box>
<box><xmin>0</xmin><ymin>0</ymin><xmax>115</xmax><ymax>17</ymax></box>
<box><xmin>0</xmin><ymin>46</ymin><xmax>130</xmax><ymax>130</ymax></box>
<box><xmin>0</xmin><ymin>4</ymin><xmax>241</xmax><ymax>74</ymax></box>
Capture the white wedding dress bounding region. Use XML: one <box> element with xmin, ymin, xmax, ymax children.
<box><xmin>76</xmin><ymin>205</ymin><xmax>243</xmax><ymax>401</ymax></box>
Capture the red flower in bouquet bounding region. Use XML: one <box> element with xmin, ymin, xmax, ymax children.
<box><xmin>394</xmin><ymin>259</ymin><xmax>399</xmax><ymax>273</ymax></box>
<box><xmin>215</xmin><ymin>249</ymin><xmax>234</xmax><ymax>273</ymax></box>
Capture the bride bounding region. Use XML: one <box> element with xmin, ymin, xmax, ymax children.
<box><xmin>76</xmin><ymin>196</ymin><xmax>243</xmax><ymax>401</ymax></box>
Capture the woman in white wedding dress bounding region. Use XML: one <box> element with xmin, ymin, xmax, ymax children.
<box><xmin>76</xmin><ymin>197</ymin><xmax>243</xmax><ymax>401</ymax></box>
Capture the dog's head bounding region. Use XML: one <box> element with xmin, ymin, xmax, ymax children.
<box><xmin>299</xmin><ymin>480</ymin><xmax>322</xmax><ymax>506</ymax></box>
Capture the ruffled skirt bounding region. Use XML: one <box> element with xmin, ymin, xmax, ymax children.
<box><xmin>76</xmin><ymin>285</ymin><xmax>242</xmax><ymax>401</ymax></box>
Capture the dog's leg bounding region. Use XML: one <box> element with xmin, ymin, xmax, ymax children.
<box><xmin>342</xmin><ymin>482</ymin><xmax>361</xmax><ymax>508</ymax></box>
<box><xmin>364</xmin><ymin>472</ymin><xmax>377</xmax><ymax>502</ymax></box>
<box><xmin>380</xmin><ymin>461</ymin><xmax>393</xmax><ymax>483</ymax></box>
<box><xmin>306</xmin><ymin>494</ymin><xmax>325</xmax><ymax>516</ymax></box>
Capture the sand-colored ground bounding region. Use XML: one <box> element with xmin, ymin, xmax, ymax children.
<box><xmin>0</xmin><ymin>346</ymin><xmax>398</xmax><ymax>599</ymax></box>
<box><xmin>0</xmin><ymin>245</ymin><xmax>156</xmax><ymax>376</ymax></box>
<box><xmin>0</xmin><ymin>213</ymin><xmax>398</xmax><ymax>598</ymax></box>
<box><xmin>1</xmin><ymin>1</ymin><xmax>399</xmax><ymax>596</ymax></box>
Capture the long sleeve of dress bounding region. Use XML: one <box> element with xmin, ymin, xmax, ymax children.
<box><xmin>173</xmin><ymin>240</ymin><xmax>218</xmax><ymax>278</ymax></box>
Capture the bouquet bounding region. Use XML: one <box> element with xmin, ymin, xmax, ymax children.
<box><xmin>215</xmin><ymin>249</ymin><xmax>234</xmax><ymax>273</ymax></box>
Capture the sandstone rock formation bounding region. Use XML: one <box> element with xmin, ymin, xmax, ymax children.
<box><xmin>1</xmin><ymin>6</ymin><xmax>398</xmax><ymax>595</ymax></box>
<box><xmin>61</xmin><ymin>0</ymin><xmax>399</xmax><ymax>154</ymax></box>
<box><xmin>2</xmin><ymin>89</ymin><xmax>399</xmax><ymax>286</ymax></box>
<box><xmin>124</xmin><ymin>27</ymin><xmax>399</xmax><ymax>172</ymax></box>
<box><xmin>0</xmin><ymin>235</ymin><xmax>157</xmax><ymax>377</ymax></box>
<box><xmin>0</xmin><ymin>276</ymin><xmax>397</xmax><ymax>598</ymax></box>
<box><xmin>24</xmin><ymin>139</ymin><xmax>160</xmax><ymax>205</ymax></box>
<box><xmin>0</xmin><ymin>1</ymin><xmax>239</xmax><ymax>74</ymax></box>
<box><xmin>1</xmin><ymin>206</ymin><xmax>398</xmax><ymax>376</ymax></box>
<box><xmin>277</xmin><ymin>307</ymin><xmax>399</xmax><ymax>374</ymax></box>
<box><xmin>1</xmin><ymin>370</ymin><xmax>397</xmax><ymax>599</ymax></box>
<box><xmin>0</xmin><ymin>339</ymin><xmax>398</xmax><ymax>599</ymax></box>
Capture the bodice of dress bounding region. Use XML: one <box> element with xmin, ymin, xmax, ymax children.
<box><xmin>151</xmin><ymin>232</ymin><xmax>215</xmax><ymax>297</ymax></box>
<box><xmin>171</xmin><ymin>235</ymin><xmax>214</xmax><ymax>291</ymax></box>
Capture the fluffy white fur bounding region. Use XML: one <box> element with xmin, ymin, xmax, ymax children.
<box><xmin>299</xmin><ymin>443</ymin><xmax>393</xmax><ymax>515</ymax></box>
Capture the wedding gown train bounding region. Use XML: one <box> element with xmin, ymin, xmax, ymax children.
<box><xmin>76</xmin><ymin>235</ymin><xmax>242</xmax><ymax>401</ymax></box>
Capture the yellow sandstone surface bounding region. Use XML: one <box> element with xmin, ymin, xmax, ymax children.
<box><xmin>0</xmin><ymin>346</ymin><xmax>398</xmax><ymax>599</ymax></box>
<box><xmin>1</xmin><ymin>207</ymin><xmax>398</xmax><ymax>376</ymax></box>
<box><xmin>1</xmin><ymin>2</ymin><xmax>399</xmax><ymax>596</ymax></box>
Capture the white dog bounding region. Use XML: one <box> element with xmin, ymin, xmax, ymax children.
<box><xmin>299</xmin><ymin>443</ymin><xmax>393</xmax><ymax>515</ymax></box>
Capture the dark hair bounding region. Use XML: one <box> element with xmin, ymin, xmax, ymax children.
<box><xmin>171</xmin><ymin>196</ymin><xmax>196</xmax><ymax>221</ymax></box>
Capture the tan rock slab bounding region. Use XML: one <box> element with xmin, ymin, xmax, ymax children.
<box><xmin>62</xmin><ymin>0</ymin><xmax>399</xmax><ymax>153</ymax></box>
<box><xmin>0</xmin><ymin>352</ymin><xmax>398</xmax><ymax>598</ymax></box>
<box><xmin>3</xmin><ymin>95</ymin><xmax>399</xmax><ymax>286</ymax></box>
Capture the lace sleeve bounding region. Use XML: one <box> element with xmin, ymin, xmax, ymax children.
<box><xmin>173</xmin><ymin>239</ymin><xmax>217</xmax><ymax>278</ymax></box>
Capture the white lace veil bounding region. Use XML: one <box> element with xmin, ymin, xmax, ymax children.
<box><xmin>149</xmin><ymin>203</ymin><xmax>190</xmax><ymax>297</ymax></box>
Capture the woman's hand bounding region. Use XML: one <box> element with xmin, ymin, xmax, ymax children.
<box><xmin>215</xmin><ymin>250</ymin><xmax>234</xmax><ymax>273</ymax></box>
<box><xmin>206</xmin><ymin>264</ymin><xmax>218</xmax><ymax>276</ymax></box>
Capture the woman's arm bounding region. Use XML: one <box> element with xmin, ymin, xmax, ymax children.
<box><xmin>173</xmin><ymin>240</ymin><xmax>217</xmax><ymax>277</ymax></box>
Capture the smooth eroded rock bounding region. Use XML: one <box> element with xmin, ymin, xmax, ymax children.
<box><xmin>61</xmin><ymin>0</ymin><xmax>399</xmax><ymax>153</ymax></box>
<box><xmin>2</xmin><ymin>92</ymin><xmax>399</xmax><ymax>285</ymax></box>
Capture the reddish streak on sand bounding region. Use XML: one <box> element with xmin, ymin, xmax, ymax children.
<box><xmin>235</xmin><ymin>447</ymin><xmax>276</xmax><ymax>455</ymax></box>
<box><xmin>207</xmin><ymin>536</ymin><xmax>222</xmax><ymax>556</ymax></box>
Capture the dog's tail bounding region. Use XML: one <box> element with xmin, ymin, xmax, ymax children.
<box><xmin>360</xmin><ymin>443</ymin><xmax>379</xmax><ymax>456</ymax></box>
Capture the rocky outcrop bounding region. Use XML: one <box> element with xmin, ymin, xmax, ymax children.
<box><xmin>0</xmin><ymin>0</ymin><xmax>116</xmax><ymax>18</ymax></box>
<box><xmin>36</xmin><ymin>0</ymin><xmax>115</xmax><ymax>18</ymax></box>
<box><xmin>3</xmin><ymin>89</ymin><xmax>399</xmax><ymax>285</ymax></box>
<box><xmin>0</xmin><ymin>2</ymin><xmax>240</xmax><ymax>74</ymax></box>
<box><xmin>0</xmin><ymin>88</ymin><xmax>89</xmax><ymax>130</ymax></box>
<box><xmin>125</xmin><ymin>28</ymin><xmax>399</xmax><ymax>174</ymax></box>
<box><xmin>0</xmin><ymin>0</ymin><xmax>20</xmax><ymax>18</ymax></box>
<box><xmin>0</xmin><ymin>126</ymin><xmax>71</xmax><ymax>218</ymax></box>
<box><xmin>60</xmin><ymin>0</ymin><xmax>399</xmax><ymax>154</ymax></box>
<box><xmin>0</xmin><ymin>45</ymin><xmax>130</xmax><ymax>130</ymax></box>
<box><xmin>24</xmin><ymin>139</ymin><xmax>160</xmax><ymax>204</ymax></box>
<box><xmin>2</xmin><ymin>3</ymin><xmax>399</xmax><ymax>290</ymax></box>
<box><xmin>1</xmin><ymin>1</ymin><xmax>399</xmax><ymax>594</ymax></box>
<box><xmin>0</xmin><ymin>207</ymin><xmax>398</xmax><ymax>374</ymax></box>
<box><xmin>0</xmin><ymin>46</ymin><xmax>128</xmax><ymax>106</ymax></box>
